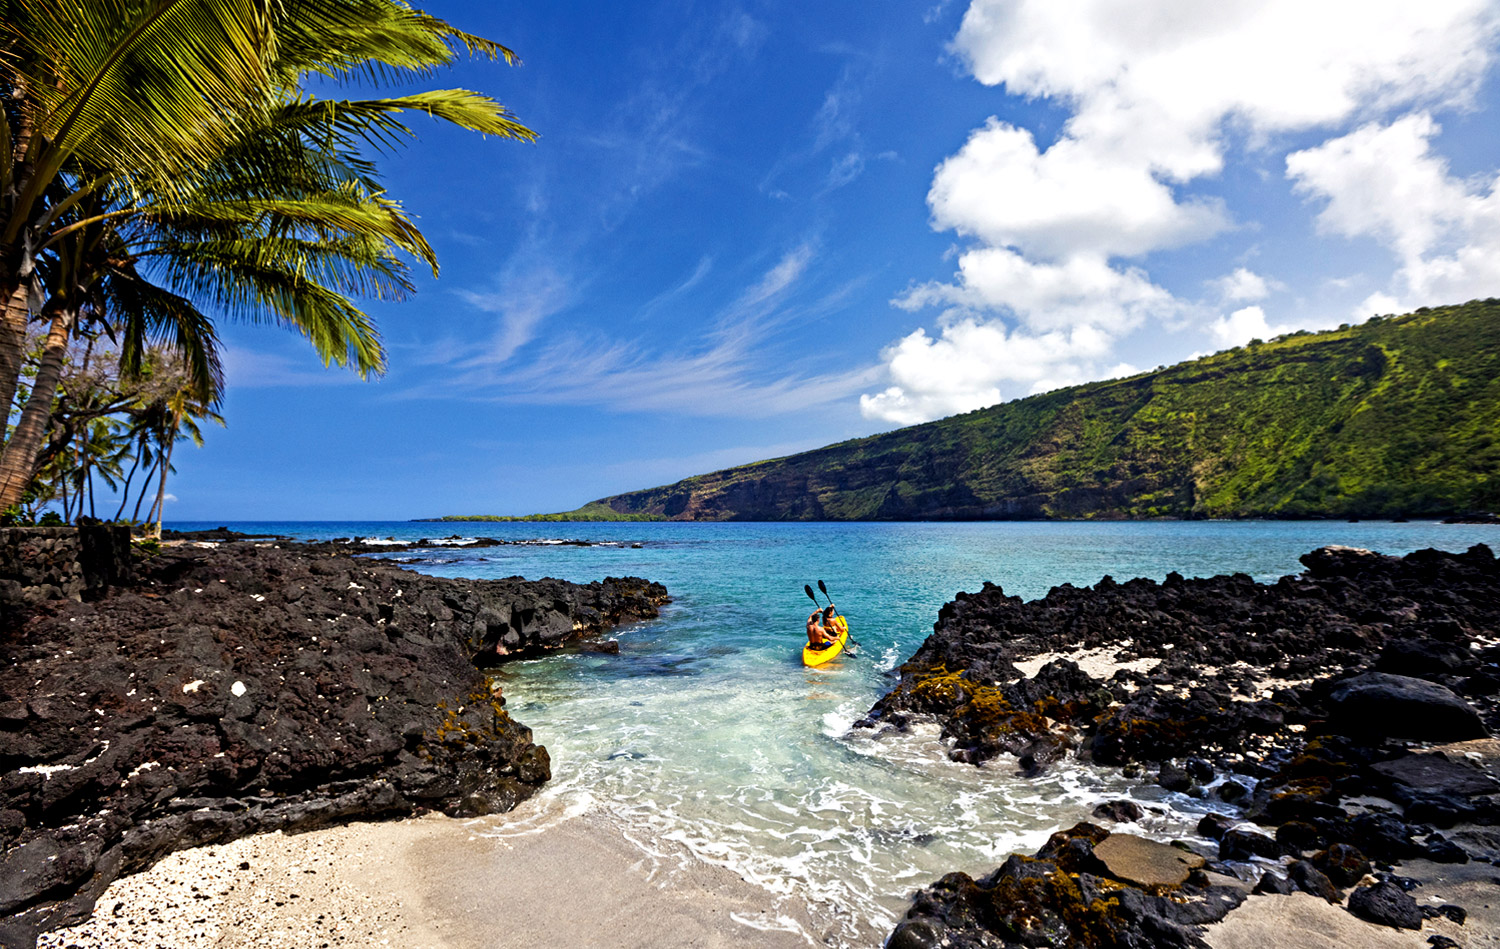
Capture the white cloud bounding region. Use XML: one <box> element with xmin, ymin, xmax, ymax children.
<box><xmin>898</xmin><ymin>248</ymin><xmax>1177</xmax><ymax>334</ymax></box>
<box><xmin>866</xmin><ymin>0</ymin><xmax>1500</xmax><ymax>425</ymax></box>
<box><xmin>1287</xmin><ymin>112</ymin><xmax>1500</xmax><ymax>307</ymax></box>
<box><xmin>1208</xmin><ymin>305</ymin><xmax>1289</xmax><ymax>348</ymax></box>
<box><xmin>928</xmin><ymin>119</ymin><xmax>1228</xmax><ymax>258</ymax></box>
<box><xmin>859</xmin><ymin>318</ymin><xmax>1128</xmax><ymax>425</ymax></box>
<box><xmin>1357</xmin><ymin>291</ymin><xmax>1407</xmax><ymax>319</ymax></box>
<box><xmin>1212</xmin><ymin>267</ymin><xmax>1273</xmax><ymax>303</ymax></box>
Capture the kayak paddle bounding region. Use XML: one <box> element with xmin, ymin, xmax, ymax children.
<box><xmin>817</xmin><ymin>579</ymin><xmax>859</xmax><ymax>656</ymax></box>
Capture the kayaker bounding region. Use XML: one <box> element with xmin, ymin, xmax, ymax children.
<box><xmin>806</xmin><ymin>604</ymin><xmax>838</xmax><ymax>649</ymax></box>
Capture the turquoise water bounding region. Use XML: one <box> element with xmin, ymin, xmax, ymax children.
<box><xmin>172</xmin><ymin>519</ymin><xmax>1498</xmax><ymax>942</ymax></box>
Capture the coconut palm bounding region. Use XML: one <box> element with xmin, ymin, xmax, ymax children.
<box><xmin>0</xmin><ymin>0</ymin><xmax>536</xmax><ymax>510</ymax></box>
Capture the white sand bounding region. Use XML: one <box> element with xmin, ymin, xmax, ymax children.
<box><xmin>1013</xmin><ymin>645</ymin><xmax>1161</xmax><ymax>680</ymax></box>
<box><xmin>38</xmin><ymin>811</ymin><xmax>845</xmax><ymax>949</ymax></box>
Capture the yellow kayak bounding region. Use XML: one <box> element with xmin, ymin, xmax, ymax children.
<box><xmin>803</xmin><ymin>616</ymin><xmax>848</xmax><ymax>667</ymax></box>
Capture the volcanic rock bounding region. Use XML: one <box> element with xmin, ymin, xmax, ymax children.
<box><xmin>1092</xmin><ymin>833</ymin><xmax>1205</xmax><ymax>888</ymax></box>
<box><xmin>0</xmin><ymin>541</ymin><xmax>668</xmax><ymax>948</ymax></box>
<box><xmin>1327</xmin><ymin>673</ymin><xmax>1488</xmax><ymax>742</ymax></box>
<box><xmin>1347</xmin><ymin>881</ymin><xmax>1422</xmax><ymax>929</ymax></box>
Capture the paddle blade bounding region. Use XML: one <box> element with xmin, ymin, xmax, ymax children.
<box><xmin>818</xmin><ymin>580</ymin><xmax>829</xmax><ymax>598</ymax></box>
<box><xmin>804</xmin><ymin>584</ymin><xmax>818</xmax><ymax>603</ymax></box>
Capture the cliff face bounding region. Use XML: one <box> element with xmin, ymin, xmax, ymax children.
<box><xmin>594</xmin><ymin>300</ymin><xmax>1500</xmax><ymax>520</ymax></box>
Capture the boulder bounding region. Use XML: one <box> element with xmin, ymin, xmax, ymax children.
<box><xmin>1371</xmin><ymin>752</ymin><xmax>1499</xmax><ymax>799</ymax></box>
<box><xmin>1327</xmin><ymin>673</ymin><xmax>1487</xmax><ymax>742</ymax></box>
<box><xmin>1311</xmin><ymin>843</ymin><xmax>1370</xmax><ymax>887</ymax></box>
<box><xmin>1092</xmin><ymin>833</ymin><xmax>1205</xmax><ymax>888</ymax></box>
<box><xmin>1219</xmin><ymin>828</ymin><xmax>1283</xmax><ymax>862</ymax></box>
<box><xmin>1288</xmin><ymin>860</ymin><xmax>1341</xmax><ymax>903</ymax></box>
<box><xmin>1347</xmin><ymin>881</ymin><xmax>1422</xmax><ymax>930</ymax></box>
<box><xmin>1092</xmin><ymin>800</ymin><xmax>1144</xmax><ymax>823</ymax></box>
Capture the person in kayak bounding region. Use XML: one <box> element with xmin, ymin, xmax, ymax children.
<box><xmin>806</xmin><ymin>604</ymin><xmax>839</xmax><ymax>649</ymax></box>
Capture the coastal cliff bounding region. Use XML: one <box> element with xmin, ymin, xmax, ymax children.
<box><xmin>0</xmin><ymin>539</ymin><xmax>667</xmax><ymax>948</ymax></box>
<box><xmin>589</xmin><ymin>301</ymin><xmax>1500</xmax><ymax>521</ymax></box>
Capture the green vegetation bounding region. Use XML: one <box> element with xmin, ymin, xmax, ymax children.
<box><xmin>421</xmin><ymin>502</ymin><xmax>666</xmax><ymax>523</ymax></box>
<box><xmin>588</xmin><ymin>301</ymin><xmax>1500</xmax><ymax>520</ymax></box>
<box><xmin>1</xmin><ymin>1</ymin><xmax>533</xmax><ymax>523</ymax></box>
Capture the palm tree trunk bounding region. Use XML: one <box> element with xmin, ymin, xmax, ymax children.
<box><xmin>0</xmin><ymin>284</ymin><xmax>31</xmax><ymax>433</ymax></box>
<box><xmin>0</xmin><ymin>308</ymin><xmax>74</xmax><ymax>509</ymax></box>
<box><xmin>113</xmin><ymin>452</ymin><xmax>143</xmax><ymax>521</ymax></box>
<box><xmin>150</xmin><ymin>434</ymin><xmax>177</xmax><ymax>538</ymax></box>
<box><xmin>131</xmin><ymin>459</ymin><xmax>156</xmax><ymax>523</ymax></box>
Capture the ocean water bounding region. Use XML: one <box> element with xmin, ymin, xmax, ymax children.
<box><xmin>171</xmin><ymin>519</ymin><xmax>1498</xmax><ymax>942</ymax></box>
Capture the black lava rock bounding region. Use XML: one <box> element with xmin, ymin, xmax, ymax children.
<box><xmin>1219</xmin><ymin>828</ymin><xmax>1283</xmax><ymax>862</ymax></box>
<box><xmin>1327</xmin><ymin>672</ymin><xmax>1488</xmax><ymax>743</ymax></box>
<box><xmin>1348</xmin><ymin>881</ymin><xmax>1423</xmax><ymax>929</ymax></box>
<box><xmin>0</xmin><ymin>542</ymin><xmax>669</xmax><ymax>947</ymax></box>
<box><xmin>1288</xmin><ymin>860</ymin><xmax>1341</xmax><ymax>903</ymax></box>
<box><xmin>1312</xmin><ymin>843</ymin><xmax>1371</xmax><ymax>887</ymax></box>
<box><xmin>1092</xmin><ymin>800</ymin><xmax>1145</xmax><ymax>823</ymax></box>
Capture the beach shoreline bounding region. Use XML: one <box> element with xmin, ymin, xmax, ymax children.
<box><xmin>37</xmin><ymin>807</ymin><xmax>859</xmax><ymax>949</ymax></box>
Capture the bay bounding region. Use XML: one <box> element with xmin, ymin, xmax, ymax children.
<box><xmin>170</xmin><ymin>518</ymin><xmax>1499</xmax><ymax>940</ymax></box>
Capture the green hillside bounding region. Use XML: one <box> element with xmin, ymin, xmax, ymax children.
<box><xmin>589</xmin><ymin>300</ymin><xmax>1500</xmax><ymax>520</ymax></box>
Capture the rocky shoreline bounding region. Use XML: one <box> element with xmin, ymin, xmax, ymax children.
<box><xmin>864</xmin><ymin>544</ymin><xmax>1500</xmax><ymax>948</ymax></box>
<box><xmin>0</xmin><ymin>537</ymin><xmax>667</xmax><ymax>948</ymax></box>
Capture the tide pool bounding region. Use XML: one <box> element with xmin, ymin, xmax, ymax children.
<box><xmin>170</xmin><ymin>519</ymin><xmax>1498</xmax><ymax>941</ymax></box>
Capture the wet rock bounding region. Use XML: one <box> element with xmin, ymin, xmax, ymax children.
<box><xmin>886</xmin><ymin>917</ymin><xmax>943</xmax><ymax>949</ymax></box>
<box><xmin>1092</xmin><ymin>800</ymin><xmax>1144</xmax><ymax>823</ymax></box>
<box><xmin>1327</xmin><ymin>673</ymin><xmax>1488</xmax><ymax>742</ymax></box>
<box><xmin>1276</xmin><ymin>820</ymin><xmax>1326</xmax><ymax>853</ymax></box>
<box><xmin>1093</xmin><ymin>833</ymin><xmax>1205</xmax><ymax>888</ymax></box>
<box><xmin>1158</xmin><ymin>761</ymin><xmax>1194</xmax><ymax>792</ymax></box>
<box><xmin>876</xmin><ymin>544</ymin><xmax>1500</xmax><ymax>949</ymax></box>
<box><xmin>1198</xmin><ymin>813</ymin><xmax>1236</xmax><ymax>840</ymax></box>
<box><xmin>895</xmin><ymin>824</ymin><xmax>1243</xmax><ymax>949</ymax></box>
<box><xmin>1348</xmin><ymin>881</ymin><xmax>1422</xmax><ymax>929</ymax></box>
<box><xmin>1219</xmin><ymin>828</ymin><xmax>1283</xmax><ymax>862</ymax></box>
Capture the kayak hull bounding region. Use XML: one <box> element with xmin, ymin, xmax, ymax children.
<box><xmin>803</xmin><ymin>616</ymin><xmax>848</xmax><ymax>667</ymax></box>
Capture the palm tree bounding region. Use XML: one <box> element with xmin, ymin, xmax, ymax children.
<box><xmin>0</xmin><ymin>0</ymin><xmax>536</xmax><ymax>510</ymax></box>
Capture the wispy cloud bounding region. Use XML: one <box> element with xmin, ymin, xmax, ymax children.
<box><xmin>452</xmin><ymin>266</ymin><xmax>572</xmax><ymax>369</ymax></box>
<box><xmin>223</xmin><ymin>346</ymin><xmax>369</xmax><ymax>389</ymax></box>
<box><xmin>410</xmin><ymin>243</ymin><xmax>881</xmax><ymax>418</ymax></box>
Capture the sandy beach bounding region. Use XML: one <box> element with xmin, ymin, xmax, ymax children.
<box><xmin>38</xmin><ymin>799</ymin><xmax>1500</xmax><ymax>949</ymax></box>
<box><xmin>36</xmin><ymin>807</ymin><xmax>856</xmax><ymax>949</ymax></box>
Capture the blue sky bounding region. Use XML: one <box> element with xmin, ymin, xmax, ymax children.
<box><xmin>169</xmin><ymin>0</ymin><xmax>1500</xmax><ymax>520</ymax></box>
